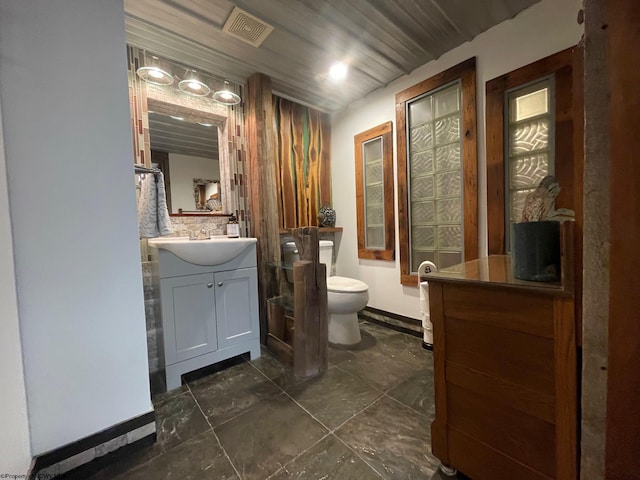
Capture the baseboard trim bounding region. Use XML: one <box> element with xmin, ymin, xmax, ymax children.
<box><xmin>359</xmin><ymin>306</ymin><xmax>422</xmax><ymax>338</ymax></box>
<box><xmin>55</xmin><ymin>433</ymin><xmax>156</xmax><ymax>480</ymax></box>
<box><xmin>29</xmin><ymin>410</ymin><xmax>156</xmax><ymax>479</ymax></box>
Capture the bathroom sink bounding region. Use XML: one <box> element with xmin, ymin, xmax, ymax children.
<box><xmin>147</xmin><ymin>236</ymin><xmax>257</xmax><ymax>266</ymax></box>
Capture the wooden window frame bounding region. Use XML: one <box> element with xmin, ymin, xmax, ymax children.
<box><xmin>486</xmin><ymin>47</ymin><xmax>580</xmax><ymax>255</ymax></box>
<box><xmin>395</xmin><ymin>57</ymin><xmax>478</xmax><ymax>286</ymax></box>
<box><xmin>354</xmin><ymin>121</ymin><xmax>395</xmax><ymax>260</ymax></box>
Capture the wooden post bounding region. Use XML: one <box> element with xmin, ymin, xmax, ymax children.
<box><xmin>292</xmin><ymin>227</ymin><xmax>328</xmax><ymax>377</ymax></box>
<box><xmin>245</xmin><ymin>73</ymin><xmax>280</xmax><ymax>344</ymax></box>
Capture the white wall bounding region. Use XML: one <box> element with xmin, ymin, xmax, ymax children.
<box><xmin>331</xmin><ymin>0</ymin><xmax>583</xmax><ymax>319</ymax></box>
<box><xmin>168</xmin><ymin>153</ymin><xmax>219</xmax><ymax>212</ymax></box>
<box><xmin>0</xmin><ymin>0</ymin><xmax>152</xmax><ymax>456</ymax></box>
<box><xmin>0</xmin><ymin>99</ymin><xmax>32</xmax><ymax>474</ymax></box>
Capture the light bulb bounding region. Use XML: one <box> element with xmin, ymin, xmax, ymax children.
<box><xmin>329</xmin><ymin>62</ymin><xmax>348</xmax><ymax>81</ymax></box>
<box><xmin>148</xmin><ymin>69</ymin><xmax>164</xmax><ymax>79</ymax></box>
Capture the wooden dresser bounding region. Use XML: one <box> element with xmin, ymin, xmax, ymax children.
<box><xmin>427</xmin><ymin>256</ymin><xmax>577</xmax><ymax>480</ymax></box>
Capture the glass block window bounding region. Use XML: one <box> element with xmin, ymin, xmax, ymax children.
<box><xmin>408</xmin><ymin>81</ymin><xmax>463</xmax><ymax>271</ymax></box>
<box><xmin>363</xmin><ymin>138</ymin><xmax>384</xmax><ymax>248</ymax></box>
<box><xmin>505</xmin><ymin>78</ymin><xmax>555</xmax><ymax>247</ymax></box>
<box><xmin>355</xmin><ymin>121</ymin><xmax>394</xmax><ymax>261</ymax></box>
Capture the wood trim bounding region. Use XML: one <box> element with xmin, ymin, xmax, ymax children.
<box><xmin>485</xmin><ymin>47</ymin><xmax>579</xmax><ymax>255</ymax></box>
<box><xmin>354</xmin><ymin>121</ymin><xmax>395</xmax><ymax>260</ymax></box>
<box><xmin>554</xmin><ymin>296</ymin><xmax>577</xmax><ymax>480</ymax></box>
<box><xmin>605</xmin><ymin>0</ymin><xmax>640</xmax><ymax>475</ymax></box>
<box><xmin>571</xmin><ymin>45</ymin><xmax>584</xmax><ymax>347</ymax></box>
<box><xmin>396</xmin><ymin>57</ymin><xmax>478</xmax><ymax>286</ymax></box>
<box><xmin>429</xmin><ymin>282</ymin><xmax>449</xmax><ymax>463</ymax></box>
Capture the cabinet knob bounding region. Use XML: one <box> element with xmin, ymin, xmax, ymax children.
<box><xmin>218</xmin><ymin>282</ymin><xmax>223</xmax><ymax>287</ymax></box>
<box><xmin>207</xmin><ymin>283</ymin><xmax>213</xmax><ymax>288</ymax></box>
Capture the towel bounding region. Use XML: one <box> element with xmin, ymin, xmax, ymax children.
<box><xmin>417</xmin><ymin>261</ymin><xmax>437</xmax><ymax>345</ymax></box>
<box><xmin>138</xmin><ymin>172</ymin><xmax>173</xmax><ymax>238</ymax></box>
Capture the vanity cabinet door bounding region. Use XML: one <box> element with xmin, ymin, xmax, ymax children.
<box><xmin>161</xmin><ymin>273</ymin><xmax>218</xmax><ymax>365</ymax></box>
<box><xmin>215</xmin><ymin>267</ymin><xmax>259</xmax><ymax>349</ymax></box>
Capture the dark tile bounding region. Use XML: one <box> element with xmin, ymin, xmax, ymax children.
<box><xmin>153</xmin><ymin>391</ymin><xmax>210</xmax><ymax>452</ymax></box>
<box><xmin>151</xmin><ymin>381</ymin><xmax>189</xmax><ymax>403</ymax></box>
<box><xmin>269</xmin><ymin>434</ymin><xmax>383</xmax><ymax>480</ymax></box>
<box><xmin>113</xmin><ymin>431</ymin><xmax>237</xmax><ymax>480</ymax></box>
<box><xmin>250</xmin><ymin>349</ymin><xmax>310</xmax><ymax>390</ymax></box>
<box><xmin>374</xmin><ymin>332</ymin><xmax>433</xmax><ymax>366</ymax></box>
<box><xmin>81</xmin><ymin>392</ymin><xmax>210</xmax><ymax>479</ymax></box>
<box><xmin>359</xmin><ymin>321</ymin><xmax>400</xmax><ymax>341</ymax></box>
<box><xmin>216</xmin><ymin>393</ymin><xmax>328</xmax><ymax>480</ymax></box>
<box><xmin>387</xmin><ymin>367</ymin><xmax>435</xmax><ymax>418</ymax></box>
<box><xmin>336</xmin><ymin>396</ymin><xmax>439</xmax><ymax>479</ymax></box>
<box><xmin>287</xmin><ymin>367</ymin><xmax>382</xmax><ymax>429</ymax></box>
<box><xmin>189</xmin><ymin>361</ymin><xmax>281</xmax><ymax>427</ymax></box>
<box><xmin>328</xmin><ymin>345</ymin><xmax>356</xmax><ymax>366</ymax></box>
<box><xmin>336</xmin><ymin>349</ymin><xmax>416</xmax><ymax>391</ymax></box>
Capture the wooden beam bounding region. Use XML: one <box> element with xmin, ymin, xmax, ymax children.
<box><xmin>245</xmin><ymin>73</ymin><xmax>281</xmax><ymax>343</ymax></box>
<box><xmin>292</xmin><ymin>227</ymin><xmax>328</xmax><ymax>377</ymax></box>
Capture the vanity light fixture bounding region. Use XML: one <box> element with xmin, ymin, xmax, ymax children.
<box><xmin>136</xmin><ymin>55</ymin><xmax>174</xmax><ymax>86</ymax></box>
<box><xmin>212</xmin><ymin>81</ymin><xmax>241</xmax><ymax>105</ymax></box>
<box><xmin>178</xmin><ymin>70</ymin><xmax>211</xmax><ymax>97</ymax></box>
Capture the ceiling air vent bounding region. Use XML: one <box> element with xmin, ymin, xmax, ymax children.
<box><xmin>222</xmin><ymin>7</ymin><xmax>274</xmax><ymax>47</ymax></box>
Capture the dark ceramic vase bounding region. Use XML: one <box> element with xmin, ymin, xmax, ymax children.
<box><xmin>512</xmin><ymin>220</ymin><xmax>561</xmax><ymax>282</ymax></box>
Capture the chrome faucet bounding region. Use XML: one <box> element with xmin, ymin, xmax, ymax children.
<box><xmin>190</xmin><ymin>228</ymin><xmax>210</xmax><ymax>240</ymax></box>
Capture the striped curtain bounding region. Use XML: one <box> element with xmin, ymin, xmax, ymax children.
<box><xmin>273</xmin><ymin>96</ymin><xmax>332</xmax><ymax>229</ymax></box>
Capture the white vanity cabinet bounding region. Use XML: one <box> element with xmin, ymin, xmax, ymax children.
<box><xmin>154</xmin><ymin>242</ymin><xmax>260</xmax><ymax>390</ymax></box>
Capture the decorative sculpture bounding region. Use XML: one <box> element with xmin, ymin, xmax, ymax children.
<box><xmin>317</xmin><ymin>204</ymin><xmax>336</xmax><ymax>227</ymax></box>
<box><xmin>521</xmin><ymin>175</ymin><xmax>574</xmax><ymax>222</ymax></box>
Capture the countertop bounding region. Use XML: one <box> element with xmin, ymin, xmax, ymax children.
<box><xmin>425</xmin><ymin>255</ymin><xmax>572</xmax><ymax>296</ymax></box>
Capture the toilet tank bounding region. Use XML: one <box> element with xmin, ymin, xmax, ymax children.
<box><xmin>282</xmin><ymin>241</ymin><xmax>298</xmax><ymax>283</ymax></box>
<box><xmin>319</xmin><ymin>241</ymin><xmax>333</xmax><ymax>277</ymax></box>
<box><xmin>282</xmin><ymin>240</ymin><xmax>334</xmax><ymax>282</ymax></box>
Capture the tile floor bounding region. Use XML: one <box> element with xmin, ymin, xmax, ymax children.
<box><xmin>78</xmin><ymin>321</ymin><xmax>465</xmax><ymax>480</ymax></box>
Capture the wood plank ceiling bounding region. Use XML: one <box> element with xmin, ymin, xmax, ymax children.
<box><xmin>124</xmin><ymin>0</ymin><xmax>542</xmax><ymax>113</ymax></box>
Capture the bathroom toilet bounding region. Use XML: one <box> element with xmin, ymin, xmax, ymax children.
<box><xmin>283</xmin><ymin>240</ymin><xmax>369</xmax><ymax>345</ymax></box>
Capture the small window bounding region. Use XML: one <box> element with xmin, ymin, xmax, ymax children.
<box><xmin>486</xmin><ymin>47</ymin><xmax>579</xmax><ymax>255</ymax></box>
<box><xmin>354</xmin><ymin>121</ymin><xmax>394</xmax><ymax>260</ymax></box>
<box><xmin>505</xmin><ymin>78</ymin><xmax>555</xmax><ymax>249</ymax></box>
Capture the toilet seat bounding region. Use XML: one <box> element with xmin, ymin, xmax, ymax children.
<box><xmin>327</xmin><ymin>276</ymin><xmax>368</xmax><ymax>293</ymax></box>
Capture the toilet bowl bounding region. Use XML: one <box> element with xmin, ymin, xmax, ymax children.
<box><xmin>282</xmin><ymin>240</ymin><xmax>369</xmax><ymax>345</ymax></box>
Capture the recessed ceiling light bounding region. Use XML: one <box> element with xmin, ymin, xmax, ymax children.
<box><xmin>170</xmin><ymin>115</ymin><xmax>185</xmax><ymax>121</ymax></box>
<box><xmin>329</xmin><ymin>62</ymin><xmax>348</xmax><ymax>82</ymax></box>
<box><xmin>198</xmin><ymin>122</ymin><xmax>214</xmax><ymax>127</ymax></box>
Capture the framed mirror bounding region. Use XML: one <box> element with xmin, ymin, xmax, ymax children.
<box><xmin>147</xmin><ymin>106</ymin><xmax>226</xmax><ymax>215</ymax></box>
